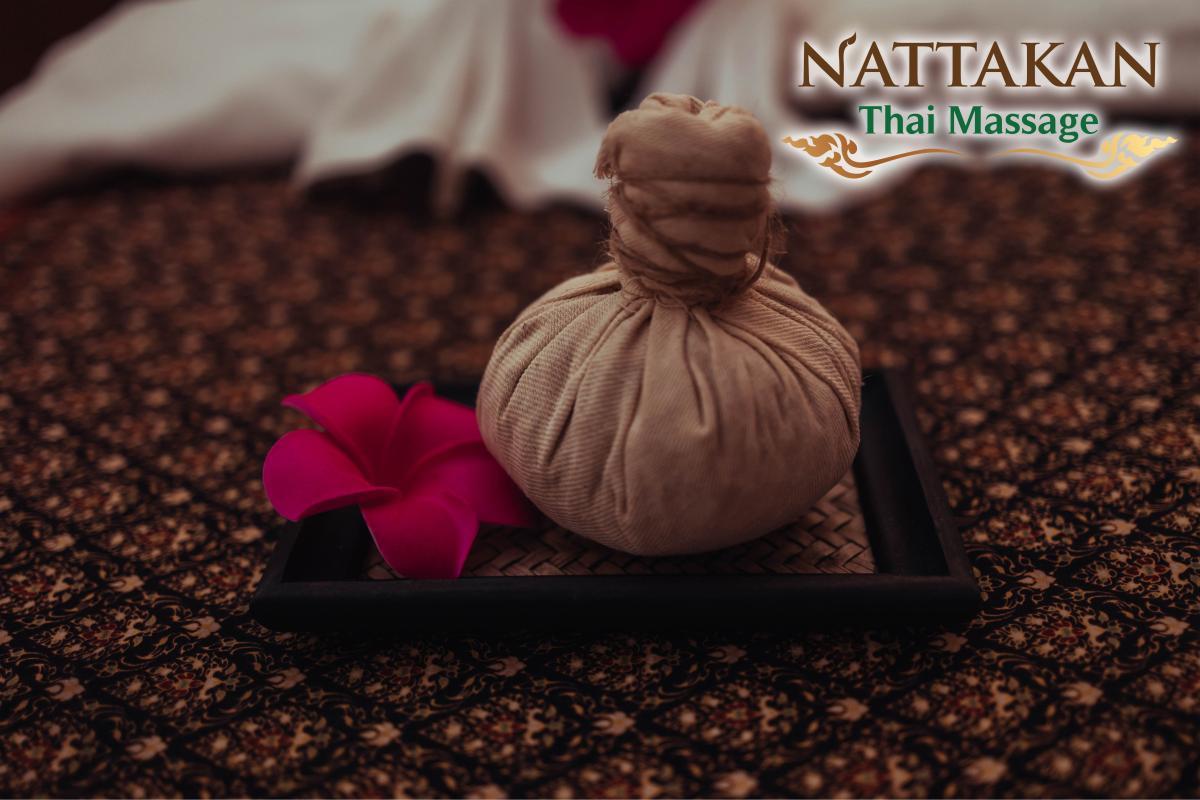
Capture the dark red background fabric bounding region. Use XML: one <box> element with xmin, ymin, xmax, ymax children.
<box><xmin>1</xmin><ymin>145</ymin><xmax>1198</xmax><ymax>795</ymax></box>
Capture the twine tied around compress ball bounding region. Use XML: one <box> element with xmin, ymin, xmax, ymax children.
<box><xmin>600</xmin><ymin>172</ymin><xmax>777</xmax><ymax>307</ymax></box>
<box><xmin>593</xmin><ymin>93</ymin><xmax>781</xmax><ymax>307</ymax></box>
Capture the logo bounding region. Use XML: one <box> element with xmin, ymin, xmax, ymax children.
<box><xmin>785</xmin><ymin>34</ymin><xmax>1178</xmax><ymax>182</ymax></box>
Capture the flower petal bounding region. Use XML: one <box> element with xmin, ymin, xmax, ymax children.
<box><xmin>283</xmin><ymin>373</ymin><xmax>409</xmax><ymax>478</ymax></box>
<box><xmin>379</xmin><ymin>385</ymin><xmax>486</xmax><ymax>484</ymax></box>
<box><xmin>262</xmin><ymin>429</ymin><xmax>396</xmax><ymax>521</ymax></box>
<box><xmin>361</xmin><ymin>492</ymin><xmax>478</xmax><ymax>579</ymax></box>
<box><xmin>406</xmin><ymin>442</ymin><xmax>536</xmax><ymax>527</ymax></box>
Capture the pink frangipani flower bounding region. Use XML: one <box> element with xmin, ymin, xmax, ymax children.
<box><xmin>262</xmin><ymin>373</ymin><xmax>534</xmax><ymax>579</ymax></box>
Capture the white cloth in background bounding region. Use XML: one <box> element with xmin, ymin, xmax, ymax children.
<box><xmin>0</xmin><ymin>0</ymin><xmax>1194</xmax><ymax>212</ymax></box>
<box><xmin>295</xmin><ymin>0</ymin><xmax>609</xmax><ymax>214</ymax></box>
<box><xmin>0</xmin><ymin>0</ymin><xmax>609</xmax><ymax>211</ymax></box>
<box><xmin>0</xmin><ymin>0</ymin><xmax>400</xmax><ymax>203</ymax></box>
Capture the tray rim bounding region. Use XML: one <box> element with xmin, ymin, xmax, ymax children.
<box><xmin>251</xmin><ymin>369</ymin><xmax>980</xmax><ymax>631</ymax></box>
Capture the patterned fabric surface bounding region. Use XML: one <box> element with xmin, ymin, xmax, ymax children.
<box><xmin>364</xmin><ymin>472</ymin><xmax>874</xmax><ymax>578</ymax></box>
<box><xmin>2</xmin><ymin>141</ymin><xmax>1199</xmax><ymax>797</ymax></box>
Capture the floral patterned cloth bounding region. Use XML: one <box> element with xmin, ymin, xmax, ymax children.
<box><xmin>1</xmin><ymin>144</ymin><xmax>1198</xmax><ymax>796</ymax></box>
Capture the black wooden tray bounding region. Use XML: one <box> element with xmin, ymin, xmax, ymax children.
<box><xmin>251</xmin><ymin>370</ymin><xmax>979</xmax><ymax>632</ymax></box>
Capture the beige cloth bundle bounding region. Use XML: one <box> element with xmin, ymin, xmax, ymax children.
<box><xmin>477</xmin><ymin>94</ymin><xmax>861</xmax><ymax>555</ymax></box>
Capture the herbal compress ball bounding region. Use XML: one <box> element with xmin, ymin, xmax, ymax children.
<box><xmin>477</xmin><ymin>93</ymin><xmax>861</xmax><ymax>555</ymax></box>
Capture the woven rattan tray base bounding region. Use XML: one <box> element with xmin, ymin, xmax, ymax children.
<box><xmin>362</xmin><ymin>472</ymin><xmax>873</xmax><ymax>580</ymax></box>
<box><xmin>252</xmin><ymin>370</ymin><xmax>979</xmax><ymax>632</ymax></box>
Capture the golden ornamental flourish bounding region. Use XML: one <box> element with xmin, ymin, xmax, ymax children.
<box><xmin>784</xmin><ymin>131</ymin><xmax>1176</xmax><ymax>181</ymax></box>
